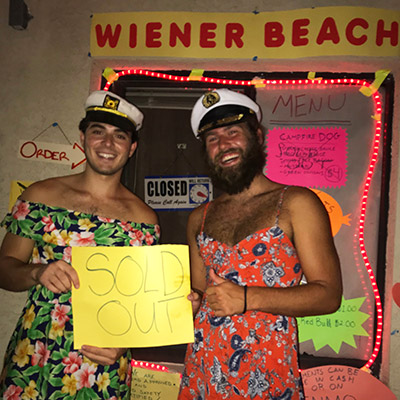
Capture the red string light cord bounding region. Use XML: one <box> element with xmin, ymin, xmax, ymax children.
<box><xmin>104</xmin><ymin>69</ymin><xmax>384</xmax><ymax>371</ymax></box>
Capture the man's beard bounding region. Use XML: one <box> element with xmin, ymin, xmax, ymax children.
<box><xmin>206</xmin><ymin>134</ymin><xmax>266</xmax><ymax>195</ymax></box>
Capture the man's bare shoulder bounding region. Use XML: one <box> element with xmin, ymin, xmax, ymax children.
<box><xmin>187</xmin><ymin>203</ymin><xmax>208</xmax><ymax>235</ymax></box>
<box><xmin>285</xmin><ymin>185</ymin><xmax>328</xmax><ymax>219</ymax></box>
<box><xmin>285</xmin><ymin>185</ymin><xmax>321</xmax><ymax>203</ymax></box>
<box><xmin>19</xmin><ymin>175</ymin><xmax>77</xmax><ymax>204</ymax></box>
<box><xmin>125</xmin><ymin>191</ymin><xmax>159</xmax><ymax>225</ymax></box>
<box><xmin>189</xmin><ymin>203</ymin><xmax>207</xmax><ymax>223</ymax></box>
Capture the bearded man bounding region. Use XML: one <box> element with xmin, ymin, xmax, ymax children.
<box><xmin>178</xmin><ymin>89</ymin><xmax>342</xmax><ymax>400</ymax></box>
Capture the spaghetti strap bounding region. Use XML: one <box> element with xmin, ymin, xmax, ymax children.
<box><xmin>274</xmin><ymin>186</ymin><xmax>290</xmax><ymax>226</ymax></box>
<box><xmin>200</xmin><ymin>202</ymin><xmax>211</xmax><ymax>234</ymax></box>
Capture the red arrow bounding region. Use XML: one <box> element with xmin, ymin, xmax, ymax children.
<box><xmin>197</xmin><ymin>191</ymin><xmax>207</xmax><ymax>198</ymax></box>
<box><xmin>71</xmin><ymin>142</ymin><xmax>86</xmax><ymax>170</ymax></box>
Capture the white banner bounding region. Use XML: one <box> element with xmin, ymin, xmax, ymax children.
<box><xmin>18</xmin><ymin>140</ymin><xmax>86</xmax><ymax>169</ymax></box>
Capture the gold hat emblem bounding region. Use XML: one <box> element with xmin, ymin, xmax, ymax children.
<box><xmin>103</xmin><ymin>95</ymin><xmax>120</xmax><ymax>110</ymax></box>
<box><xmin>202</xmin><ymin>91</ymin><xmax>220</xmax><ymax>109</ymax></box>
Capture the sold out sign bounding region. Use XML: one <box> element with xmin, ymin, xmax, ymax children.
<box><xmin>18</xmin><ymin>140</ymin><xmax>86</xmax><ymax>169</ymax></box>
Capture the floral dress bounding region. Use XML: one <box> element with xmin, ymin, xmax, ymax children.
<box><xmin>179</xmin><ymin>189</ymin><xmax>304</xmax><ymax>399</ymax></box>
<box><xmin>0</xmin><ymin>199</ymin><xmax>160</xmax><ymax>400</ymax></box>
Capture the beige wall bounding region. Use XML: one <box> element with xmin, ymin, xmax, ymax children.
<box><xmin>1</xmin><ymin>0</ymin><xmax>400</xmax><ymax>396</ymax></box>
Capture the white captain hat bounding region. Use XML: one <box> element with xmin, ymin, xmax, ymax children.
<box><xmin>84</xmin><ymin>90</ymin><xmax>144</xmax><ymax>133</ymax></box>
<box><xmin>191</xmin><ymin>88</ymin><xmax>261</xmax><ymax>138</ymax></box>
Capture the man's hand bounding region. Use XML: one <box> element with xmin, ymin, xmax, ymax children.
<box><xmin>206</xmin><ymin>269</ymin><xmax>245</xmax><ymax>317</ymax></box>
<box><xmin>80</xmin><ymin>345</ymin><xmax>127</xmax><ymax>366</ymax></box>
<box><xmin>35</xmin><ymin>260</ymin><xmax>80</xmax><ymax>293</ymax></box>
<box><xmin>188</xmin><ymin>289</ymin><xmax>203</xmax><ymax>315</ymax></box>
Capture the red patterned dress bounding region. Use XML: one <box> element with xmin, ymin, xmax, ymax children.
<box><xmin>179</xmin><ymin>189</ymin><xmax>304</xmax><ymax>399</ymax></box>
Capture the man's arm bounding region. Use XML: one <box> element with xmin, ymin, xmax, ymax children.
<box><xmin>207</xmin><ymin>188</ymin><xmax>342</xmax><ymax>318</ymax></box>
<box><xmin>0</xmin><ymin>232</ymin><xmax>38</xmax><ymax>291</ymax></box>
<box><xmin>0</xmin><ymin>232</ymin><xmax>79</xmax><ymax>293</ymax></box>
<box><xmin>186</xmin><ymin>206</ymin><xmax>208</xmax><ymax>315</ymax></box>
<box><xmin>0</xmin><ymin>232</ymin><xmax>123</xmax><ymax>365</ymax></box>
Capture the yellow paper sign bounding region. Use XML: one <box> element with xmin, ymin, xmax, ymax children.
<box><xmin>91</xmin><ymin>9</ymin><xmax>400</xmax><ymax>59</ymax></box>
<box><xmin>131</xmin><ymin>367</ymin><xmax>181</xmax><ymax>400</ymax></box>
<box><xmin>9</xmin><ymin>180</ymin><xmax>34</xmax><ymax>210</ymax></box>
<box><xmin>71</xmin><ymin>245</ymin><xmax>194</xmax><ymax>348</ymax></box>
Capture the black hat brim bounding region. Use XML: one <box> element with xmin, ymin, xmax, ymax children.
<box><xmin>85</xmin><ymin>110</ymin><xmax>136</xmax><ymax>134</ymax></box>
<box><xmin>198</xmin><ymin>105</ymin><xmax>255</xmax><ymax>135</ymax></box>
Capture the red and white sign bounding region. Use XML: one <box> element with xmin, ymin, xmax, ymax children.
<box><xmin>18</xmin><ymin>140</ymin><xmax>86</xmax><ymax>170</ymax></box>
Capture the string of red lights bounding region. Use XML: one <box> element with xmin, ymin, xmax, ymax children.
<box><xmin>358</xmin><ymin>92</ymin><xmax>383</xmax><ymax>370</ymax></box>
<box><xmin>103</xmin><ymin>68</ymin><xmax>370</xmax><ymax>89</ymax></box>
<box><xmin>106</xmin><ymin>69</ymin><xmax>383</xmax><ymax>372</ymax></box>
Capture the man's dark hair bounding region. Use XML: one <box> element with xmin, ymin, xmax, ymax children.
<box><xmin>78</xmin><ymin>117</ymin><xmax>138</xmax><ymax>143</ymax></box>
<box><xmin>245</xmin><ymin>114</ymin><xmax>263</xmax><ymax>139</ymax></box>
<box><xmin>78</xmin><ymin>117</ymin><xmax>91</xmax><ymax>134</ymax></box>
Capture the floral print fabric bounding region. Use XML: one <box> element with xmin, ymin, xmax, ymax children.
<box><xmin>0</xmin><ymin>199</ymin><xmax>160</xmax><ymax>400</ymax></box>
<box><xmin>179</xmin><ymin>203</ymin><xmax>304</xmax><ymax>399</ymax></box>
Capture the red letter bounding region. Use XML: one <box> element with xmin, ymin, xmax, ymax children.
<box><xmin>264</xmin><ymin>22</ymin><xmax>285</xmax><ymax>47</ymax></box>
<box><xmin>292</xmin><ymin>19</ymin><xmax>309</xmax><ymax>46</ymax></box>
<box><xmin>272</xmin><ymin>95</ymin><xmax>293</xmax><ymax>116</ymax></box>
<box><xmin>129</xmin><ymin>23</ymin><xmax>137</xmax><ymax>48</ymax></box>
<box><xmin>146</xmin><ymin>22</ymin><xmax>162</xmax><ymax>48</ymax></box>
<box><xmin>60</xmin><ymin>152</ymin><xmax>69</xmax><ymax>161</ymax></box>
<box><xmin>295</xmin><ymin>94</ymin><xmax>307</xmax><ymax>117</ymax></box>
<box><xmin>200</xmin><ymin>23</ymin><xmax>217</xmax><ymax>48</ymax></box>
<box><xmin>95</xmin><ymin>24</ymin><xmax>122</xmax><ymax>48</ymax></box>
<box><xmin>317</xmin><ymin>17</ymin><xmax>340</xmax><ymax>45</ymax></box>
<box><xmin>376</xmin><ymin>20</ymin><xmax>399</xmax><ymax>46</ymax></box>
<box><xmin>170</xmin><ymin>22</ymin><xmax>191</xmax><ymax>47</ymax></box>
<box><xmin>346</xmin><ymin>18</ymin><xmax>368</xmax><ymax>45</ymax></box>
<box><xmin>20</xmin><ymin>141</ymin><xmax>36</xmax><ymax>158</ymax></box>
<box><xmin>225</xmin><ymin>23</ymin><xmax>244</xmax><ymax>48</ymax></box>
